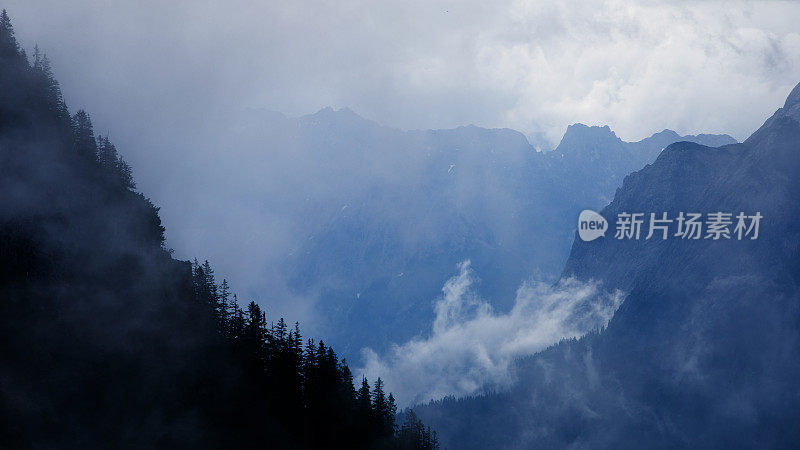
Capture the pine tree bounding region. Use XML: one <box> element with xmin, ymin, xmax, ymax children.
<box><xmin>398</xmin><ymin>410</ymin><xmax>418</xmax><ymax>447</ymax></box>
<box><xmin>290</xmin><ymin>322</ymin><xmax>303</xmax><ymax>379</ymax></box>
<box><xmin>245</xmin><ymin>301</ymin><xmax>266</xmax><ymax>345</ymax></box>
<box><xmin>386</xmin><ymin>393</ymin><xmax>398</xmax><ymax>433</ymax></box>
<box><xmin>338</xmin><ymin>358</ymin><xmax>356</xmax><ymax>400</ymax></box>
<box><xmin>201</xmin><ymin>260</ymin><xmax>219</xmax><ymax>312</ymax></box>
<box><xmin>95</xmin><ymin>135</ymin><xmax>135</xmax><ymax>189</ymax></box>
<box><xmin>304</xmin><ymin>338</ymin><xmax>317</xmax><ymax>368</ymax></box>
<box><xmin>38</xmin><ymin>54</ymin><xmax>69</xmax><ymax>125</ymax></box>
<box><xmin>0</xmin><ymin>9</ymin><xmax>20</xmax><ymax>59</ymax></box>
<box><xmin>315</xmin><ymin>340</ymin><xmax>327</xmax><ymax>373</ymax></box>
<box><xmin>424</xmin><ymin>426</ymin><xmax>432</xmax><ymax>448</ymax></box>
<box><xmin>372</xmin><ymin>377</ymin><xmax>387</xmax><ymax>418</ymax></box>
<box><xmin>115</xmin><ymin>157</ymin><xmax>135</xmax><ymax>189</ymax></box>
<box><xmin>357</xmin><ymin>377</ymin><xmax>371</xmax><ymax>414</ymax></box>
<box><xmin>218</xmin><ymin>279</ymin><xmax>231</xmax><ymax>335</ymax></box>
<box><xmin>292</xmin><ymin>322</ymin><xmax>302</xmax><ymax>356</ymax></box>
<box><xmin>229</xmin><ymin>294</ymin><xmax>245</xmax><ymax>339</ymax></box>
<box><xmin>32</xmin><ymin>44</ymin><xmax>42</xmax><ymax>70</ymax></box>
<box><xmin>274</xmin><ymin>317</ymin><xmax>287</xmax><ymax>343</ymax></box>
<box><xmin>97</xmin><ymin>136</ymin><xmax>117</xmax><ymax>170</ymax></box>
<box><xmin>72</xmin><ymin>110</ymin><xmax>97</xmax><ymax>161</ymax></box>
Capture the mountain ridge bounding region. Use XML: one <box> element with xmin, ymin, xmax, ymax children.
<box><xmin>266</xmin><ymin>106</ymin><xmax>736</xmax><ymax>361</ymax></box>
<box><xmin>415</xmin><ymin>82</ymin><xmax>800</xmax><ymax>449</ymax></box>
<box><xmin>294</xmin><ymin>107</ymin><xmax>737</xmax><ymax>154</ymax></box>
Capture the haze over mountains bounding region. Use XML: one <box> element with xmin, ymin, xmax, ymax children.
<box><xmin>415</xmin><ymin>82</ymin><xmax>800</xmax><ymax>449</ymax></box>
<box><xmin>176</xmin><ymin>107</ymin><xmax>734</xmax><ymax>364</ymax></box>
<box><xmin>3</xmin><ymin>2</ymin><xmax>800</xmax><ymax>448</ymax></box>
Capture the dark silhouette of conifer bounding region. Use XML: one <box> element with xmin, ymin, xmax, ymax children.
<box><xmin>0</xmin><ymin>9</ymin><xmax>19</xmax><ymax>59</ymax></box>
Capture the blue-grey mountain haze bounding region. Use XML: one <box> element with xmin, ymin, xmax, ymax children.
<box><xmin>3</xmin><ymin>0</ymin><xmax>798</xmax><ymax>405</ymax></box>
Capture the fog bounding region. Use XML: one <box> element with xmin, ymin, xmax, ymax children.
<box><xmin>4</xmin><ymin>0</ymin><xmax>799</xmax><ymax>343</ymax></box>
<box><xmin>359</xmin><ymin>261</ymin><xmax>624</xmax><ymax>406</ymax></box>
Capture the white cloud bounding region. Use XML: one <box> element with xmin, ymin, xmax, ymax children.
<box><xmin>468</xmin><ymin>0</ymin><xmax>800</xmax><ymax>143</ymax></box>
<box><xmin>359</xmin><ymin>261</ymin><xmax>625</xmax><ymax>407</ymax></box>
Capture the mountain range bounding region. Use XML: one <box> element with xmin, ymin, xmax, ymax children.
<box><xmin>212</xmin><ymin>106</ymin><xmax>734</xmax><ymax>361</ymax></box>
<box><xmin>413</xmin><ymin>82</ymin><xmax>800</xmax><ymax>449</ymax></box>
<box><xmin>7</xmin><ymin>6</ymin><xmax>796</xmax><ymax>448</ymax></box>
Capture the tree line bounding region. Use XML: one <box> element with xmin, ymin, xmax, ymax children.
<box><xmin>0</xmin><ymin>9</ymin><xmax>439</xmax><ymax>449</ymax></box>
<box><xmin>192</xmin><ymin>259</ymin><xmax>439</xmax><ymax>449</ymax></box>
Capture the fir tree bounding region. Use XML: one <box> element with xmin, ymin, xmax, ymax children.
<box><xmin>245</xmin><ymin>301</ymin><xmax>266</xmax><ymax>346</ymax></box>
<box><xmin>372</xmin><ymin>377</ymin><xmax>387</xmax><ymax>418</ymax></box>
<box><xmin>0</xmin><ymin>9</ymin><xmax>20</xmax><ymax>59</ymax></box>
<box><xmin>72</xmin><ymin>110</ymin><xmax>97</xmax><ymax>161</ymax></box>
<box><xmin>115</xmin><ymin>157</ymin><xmax>135</xmax><ymax>189</ymax></box>
<box><xmin>218</xmin><ymin>279</ymin><xmax>231</xmax><ymax>335</ymax></box>
<box><xmin>37</xmin><ymin>54</ymin><xmax>69</xmax><ymax>125</ymax></box>
<box><xmin>357</xmin><ymin>377</ymin><xmax>372</xmax><ymax>414</ymax></box>
<box><xmin>97</xmin><ymin>136</ymin><xmax>117</xmax><ymax>170</ymax></box>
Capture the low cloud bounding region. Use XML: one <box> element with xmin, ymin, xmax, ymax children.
<box><xmin>359</xmin><ymin>261</ymin><xmax>625</xmax><ymax>407</ymax></box>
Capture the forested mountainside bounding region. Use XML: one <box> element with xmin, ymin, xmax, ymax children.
<box><xmin>0</xmin><ymin>11</ymin><xmax>437</xmax><ymax>449</ymax></box>
<box><xmin>219</xmin><ymin>104</ymin><xmax>734</xmax><ymax>362</ymax></box>
<box><xmin>415</xmin><ymin>82</ymin><xmax>800</xmax><ymax>448</ymax></box>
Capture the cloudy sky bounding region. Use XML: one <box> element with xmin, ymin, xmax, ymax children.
<box><xmin>7</xmin><ymin>0</ymin><xmax>800</xmax><ymax>146</ymax></box>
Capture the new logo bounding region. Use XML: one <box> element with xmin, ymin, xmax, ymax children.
<box><xmin>578</xmin><ymin>210</ymin><xmax>607</xmax><ymax>242</ymax></box>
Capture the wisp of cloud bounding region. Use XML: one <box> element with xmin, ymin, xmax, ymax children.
<box><xmin>359</xmin><ymin>260</ymin><xmax>625</xmax><ymax>407</ymax></box>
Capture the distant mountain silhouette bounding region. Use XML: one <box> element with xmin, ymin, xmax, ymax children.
<box><xmin>415</xmin><ymin>82</ymin><xmax>800</xmax><ymax>448</ymax></box>
<box><xmin>227</xmin><ymin>106</ymin><xmax>734</xmax><ymax>360</ymax></box>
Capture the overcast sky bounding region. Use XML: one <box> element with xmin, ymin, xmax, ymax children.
<box><xmin>6</xmin><ymin>0</ymin><xmax>800</xmax><ymax>145</ymax></box>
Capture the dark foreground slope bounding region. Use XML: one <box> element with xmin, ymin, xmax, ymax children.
<box><xmin>415</xmin><ymin>84</ymin><xmax>800</xmax><ymax>449</ymax></box>
<box><xmin>0</xmin><ymin>12</ymin><xmax>437</xmax><ymax>449</ymax></box>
